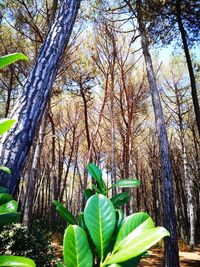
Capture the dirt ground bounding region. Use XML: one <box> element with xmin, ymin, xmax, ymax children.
<box><xmin>139</xmin><ymin>247</ymin><xmax>200</xmax><ymax>267</ymax></box>
<box><xmin>53</xmin><ymin>242</ymin><xmax>200</xmax><ymax>266</ymax></box>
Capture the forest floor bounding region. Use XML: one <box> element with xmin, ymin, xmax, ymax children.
<box><xmin>52</xmin><ymin>241</ymin><xmax>200</xmax><ymax>266</ymax></box>
<box><xmin>139</xmin><ymin>247</ymin><xmax>200</xmax><ymax>266</ymax></box>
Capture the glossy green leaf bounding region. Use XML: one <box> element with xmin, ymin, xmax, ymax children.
<box><xmin>0</xmin><ymin>212</ymin><xmax>20</xmax><ymax>226</ymax></box>
<box><xmin>53</xmin><ymin>200</ymin><xmax>77</xmax><ymax>224</ymax></box>
<box><xmin>120</xmin><ymin>255</ymin><xmax>142</xmax><ymax>267</ymax></box>
<box><xmin>78</xmin><ymin>212</ymin><xmax>87</xmax><ymax>231</ymax></box>
<box><xmin>84</xmin><ymin>194</ymin><xmax>116</xmax><ymax>259</ymax></box>
<box><xmin>0</xmin><ymin>187</ymin><xmax>8</xmax><ymax>193</ymax></box>
<box><xmin>63</xmin><ymin>225</ymin><xmax>93</xmax><ymax>267</ymax></box>
<box><xmin>111</xmin><ymin>192</ymin><xmax>130</xmax><ymax>208</ymax></box>
<box><xmin>0</xmin><ymin>256</ymin><xmax>35</xmax><ymax>266</ymax></box>
<box><xmin>115</xmin><ymin>213</ymin><xmax>154</xmax><ymax>251</ymax></box>
<box><xmin>112</xmin><ymin>179</ymin><xmax>140</xmax><ymax>188</ymax></box>
<box><xmin>115</xmin><ymin>212</ymin><xmax>151</xmax><ymax>247</ymax></box>
<box><xmin>0</xmin><ymin>166</ymin><xmax>12</xmax><ymax>174</ymax></box>
<box><xmin>91</xmin><ymin>184</ymin><xmax>101</xmax><ymax>193</ymax></box>
<box><xmin>115</xmin><ymin>209</ymin><xmax>124</xmax><ymax>232</ymax></box>
<box><xmin>106</xmin><ymin>227</ymin><xmax>170</xmax><ymax>264</ymax></box>
<box><xmin>56</xmin><ymin>263</ymin><xmax>64</xmax><ymax>267</ymax></box>
<box><xmin>84</xmin><ymin>189</ymin><xmax>93</xmax><ymax>201</ymax></box>
<box><xmin>0</xmin><ymin>200</ymin><xmax>18</xmax><ymax>213</ymax></box>
<box><xmin>0</xmin><ymin>53</ymin><xmax>29</xmax><ymax>69</ymax></box>
<box><xmin>87</xmin><ymin>163</ymin><xmax>106</xmax><ymax>194</ymax></box>
<box><xmin>0</xmin><ymin>119</ymin><xmax>16</xmax><ymax>135</ymax></box>
<box><xmin>0</xmin><ymin>193</ymin><xmax>13</xmax><ymax>205</ymax></box>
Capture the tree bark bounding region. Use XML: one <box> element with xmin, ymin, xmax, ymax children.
<box><xmin>80</xmin><ymin>84</ymin><xmax>91</xmax><ymax>152</ymax></box>
<box><xmin>136</xmin><ymin>1</ymin><xmax>180</xmax><ymax>266</ymax></box>
<box><xmin>22</xmin><ymin>108</ymin><xmax>47</xmax><ymax>226</ymax></box>
<box><xmin>0</xmin><ymin>0</ymin><xmax>81</xmax><ymax>194</ymax></box>
<box><xmin>110</xmin><ymin>73</ymin><xmax>117</xmax><ymax>195</ymax></box>
<box><xmin>109</xmin><ymin>27</ymin><xmax>117</xmax><ymax>196</ymax></box>
<box><xmin>5</xmin><ymin>66</ymin><xmax>14</xmax><ymax>118</ymax></box>
<box><xmin>174</xmin><ymin>82</ymin><xmax>196</xmax><ymax>249</ymax></box>
<box><xmin>176</xmin><ymin>0</ymin><xmax>200</xmax><ymax>137</ymax></box>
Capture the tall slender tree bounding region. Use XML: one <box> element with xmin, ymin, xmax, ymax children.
<box><xmin>0</xmin><ymin>0</ymin><xmax>81</xmax><ymax>194</ymax></box>
<box><xmin>175</xmin><ymin>0</ymin><xmax>200</xmax><ymax>137</ymax></box>
<box><xmin>129</xmin><ymin>0</ymin><xmax>180</xmax><ymax>266</ymax></box>
<box><xmin>145</xmin><ymin>0</ymin><xmax>200</xmax><ymax>136</ymax></box>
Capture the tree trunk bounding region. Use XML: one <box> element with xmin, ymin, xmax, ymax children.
<box><xmin>176</xmin><ymin>0</ymin><xmax>200</xmax><ymax>137</ymax></box>
<box><xmin>110</xmin><ymin>30</ymin><xmax>117</xmax><ymax>196</ymax></box>
<box><xmin>48</xmin><ymin>111</ymin><xmax>58</xmax><ymax>229</ymax></box>
<box><xmin>0</xmin><ymin>0</ymin><xmax>81</xmax><ymax>194</ymax></box>
<box><xmin>5</xmin><ymin>66</ymin><xmax>14</xmax><ymax>117</ymax></box>
<box><xmin>22</xmin><ymin>109</ymin><xmax>47</xmax><ymax>226</ymax></box>
<box><xmin>110</xmin><ymin>82</ymin><xmax>117</xmax><ymax>195</ymax></box>
<box><xmin>175</xmin><ymin>84</ymin><xmax>196</xmax><ymax>249</ymax></box>
<box><xmin>182</xmin><ymin>140</ymin><xmax>195</xmax><ymax>249</ymax></box>
<box><xmin>136</xmin><ymin>1</ymin><xmax>179</xmax><ymax>266</ymax></box>
<box><xmin>80</xmin><ymin>84</ymin><xmax>91</xmax><ymax>152</ymax></box>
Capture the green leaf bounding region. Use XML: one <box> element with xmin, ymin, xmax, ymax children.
<box><xmin>105</xmin><ymin>227</ymin><xmax>170</xmax><ymax>264</ymax></box>
<box><xmin>84</xmin><ymin>194</ymin><xmax>116</xmax><ymax>259</ymax></box>
<box><xmin>56</xmin><ymin>263</ymin><xmax>64</xmax><ymax>267</ymax></box>
<box><xmin>0</xmin><ymin>193</ymin><xmax>13</xmax><ymax>205</ymax></box>
<box><xmin>0</xmin><ymin>256</ymin><xmax>35</xmax><ymax>266</ymax></box>
<box><xmin>84</xmin><ymin>189</ymin><xmax>93</xmax><ymax>201</ymax></box>
<box><xmin>0</xmin><ymin>119</ymin><xmax>16</xmax><ymax>135</ymax></box>
<box><xmin>91</xmin><ymin>184</ymin><xmax>101</xmax><ymax>193</ymax></box>
<box><xmin>0</xmin><ymin>200</ymin><xmax>18</xmax><ymax>213</ymax></box>
<box><xmin>0</xmin><ymin>53</ymin><xmax>29</xmax><ymax>69</ymax></box>
<box><xmin>111</xmin><ymin>192</ymin><xmax>130</xmax><ymax>208</ymax></box>
<box><xmin>112</xmin><ymin>179</ymin><xmax>140</xmax><ymax>188</ymax></box>
<box><xmin>115</xmin><ymin>209</ymin><xmax>124</xmax><ymax>232</ymax></box>
<box><xmin>63</xmin><ymin>225</ymin><xmax>93</xmax><ymax>267</ymax></box>
<box><xmin>120</xmin><ymin>255</ymin><xmax>142</xmax><ymax>267</ymax></box>
<box><xmin>78</xmin><ymin>212</ymin><xmax>87</xmax><ymax>231</ymax></box>
<box><xmin>0</xmin><ymin>212</ymin><xmax>20</xmax><ymax>226</ymax></box>
<box><xmin>87</xmin><ymin>163</ymin><xmax>106</xmax><ymax>194</ymax></box>
<box><xmin>0</xmin><ymin>166</ymin><xmax>12</xmax><ymax>174</ymax></box>
<box><xmin>0</xmin><ymin>195</ymin><xmax>18</xmax><ymax>225</ymax></box>
<box><xmin>53</xmin><ymin>200</ymin><xmax>77</xmax><ymax>225</ymax></box>
<box><xmin>0</xmin><ymin>187</ymin><xmax>8</xmax><ymax>193</ymax></box>
<box><xmin>115</xmin><ymin>213</ymin><xmax>154</xmax><ymax>250</ymax></box>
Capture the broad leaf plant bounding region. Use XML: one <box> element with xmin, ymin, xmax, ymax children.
<box><xmin>54</xmin><ymin>163</ymin><xmax>169</xmax><ymax>267</ymax></box>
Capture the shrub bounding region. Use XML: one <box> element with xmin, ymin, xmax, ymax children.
<box><xmin>53</xmin><ymin>163</ymin><xmax>170</xmax><ymax>267</ymax></box>
<box><xmin>0</xmin><ymin>218</ymin><xmax>55</xmax><ymax>267</ymax></box>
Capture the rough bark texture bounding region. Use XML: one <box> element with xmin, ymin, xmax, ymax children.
<box><xmin>0</xmin><ymin>0</ymin><xmax>81</xmax><ymax>193</ymax></box>
<box><xmin>176</xmin><ymin>0</ymin><xmax>200</xmax><ymax>137</ymax></box>
<box><xmin>136</xmin><ymin>1</ymin><xmax>180</xmax><ymax>266</ymax></box>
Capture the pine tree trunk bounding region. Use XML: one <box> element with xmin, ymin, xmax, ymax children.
<box><xmin>110</xmin><ymin>72</ymin><xmax>117</xmax><ymax>196</ymax></box>
<box><xmin>136</xmin><ymin>1</ymin><xmax>180</xmax><ymax>266</ymax></box>
<box><xmin>111</xmin><ymin>95</ymin><xmax>117</xmax><ymax>187</ymax></box>
<box><xmin>182</xmin><ymin>140</ymin><xmax>195</xmax><ymax>249</ymax></box>
<box><xmin>175</xmin><ymin>83</ymin><xmax>196</xmax><ymax>248</ymax></box>
<box><xmin>0</xmin><ymin>0</ymin><xmax>81</xmax><ymax>194</ymax></box>
<box><xmin>176</xmin><ymin>0</ymin><xmax>200</xmax><ymax>137</ymax></box>
<box><xmin>22</xmin><ymin>109</ymin><xmax>47</xmax><ymax>226</ymax></box>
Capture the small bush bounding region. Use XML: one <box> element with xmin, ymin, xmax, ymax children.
<box><xmin>0</xmin><ymin>218</ymin><xmax>55</xmax><ymax>267</ymax></box>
